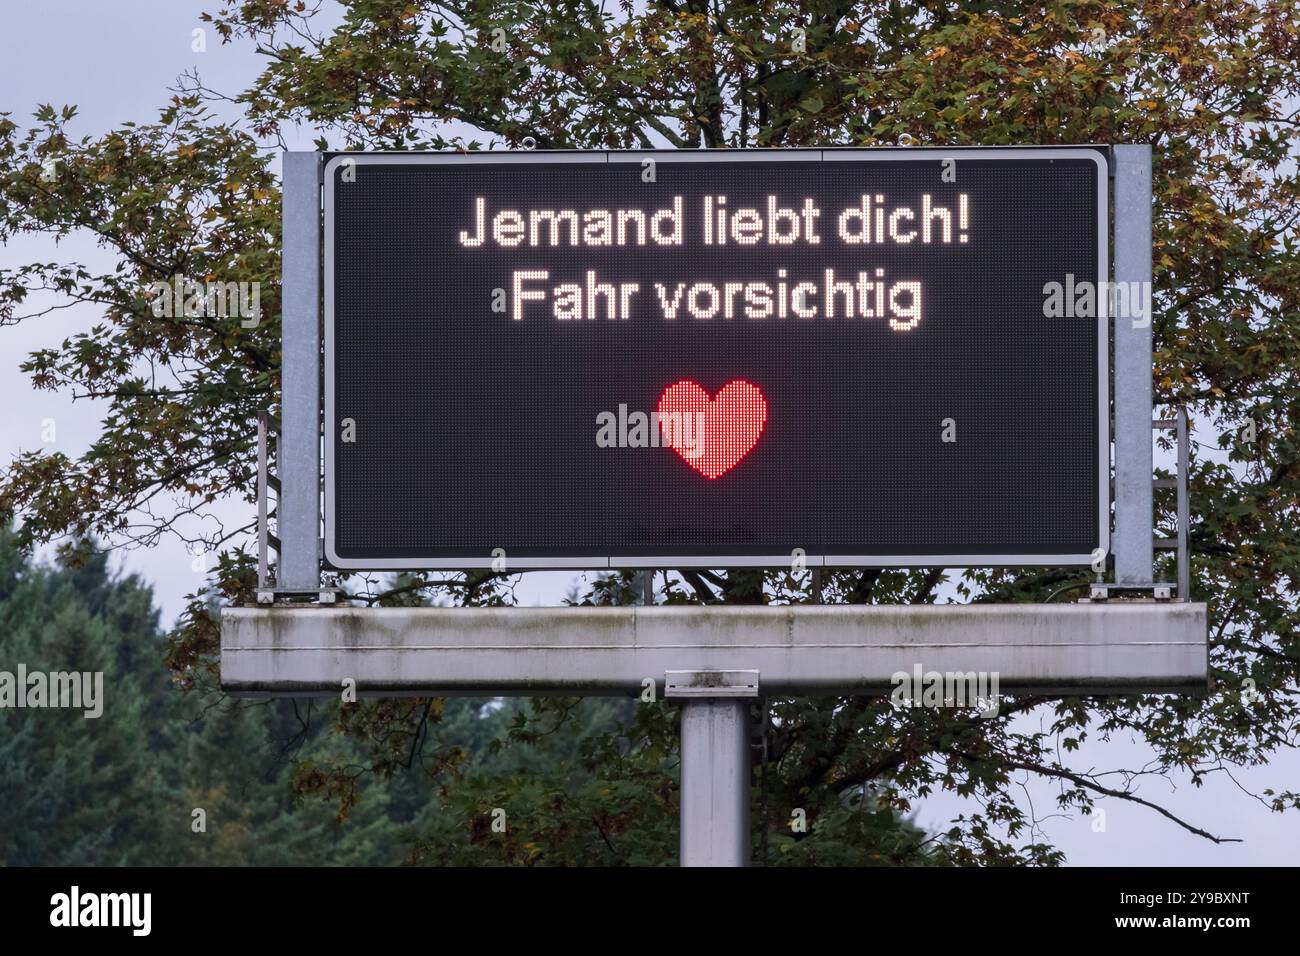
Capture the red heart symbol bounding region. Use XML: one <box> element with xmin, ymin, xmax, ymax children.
<box><xmin>657</xmin><ymin>379</ymin><xmax>767</xmax><ymax>479</ymax></box>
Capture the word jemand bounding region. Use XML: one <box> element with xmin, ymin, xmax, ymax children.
<box><xmin>509</xmin><ymin>267</ymin><xmax>923</xmax><ymax>329</ymax></box>
<box><xmin>459</xmin><ymin>193</ymin><xmax>970</xmax><ymax>247</ymax></box>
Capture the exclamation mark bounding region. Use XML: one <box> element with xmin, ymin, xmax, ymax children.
<box><xmin>959</xmin><ymin>194</ymin><xmax>969</xmax><ymax>243</ymax></box>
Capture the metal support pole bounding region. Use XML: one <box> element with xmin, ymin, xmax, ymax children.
<box><xmin>257</xmin><ymin>411</ymin><xmax>269</xmax><ymax>590</ymax></box>
<box><xmin>1113</xmin><ymin>144</ymin><xmax>1154</xmax><ymax>584</ymax></box>
<box><xmin>279</xmin><ymin>152</ymin><xmax>322</xmax><ymax>592</ymax></box>
<box><xmin>1177</xmin><ymin>406</ymin><xmax>1190</xmax><ymax>600</ymax></box>
<box><xmin>679</xmin><ymin>698</ymin><xmax>750</xmax><ymax>867</ymax></box>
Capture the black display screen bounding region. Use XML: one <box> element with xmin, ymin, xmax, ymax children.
<box><xmin>325</xmin><ymin>149</ymin><xmax>1107</xmax><ymax>569</ymax></box>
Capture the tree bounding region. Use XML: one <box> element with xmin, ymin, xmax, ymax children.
<box><xmin>0</xmin><ymin>530</ymin><xmax>167</xmax><ymax>865</ymax></box>
<box><xmin>0</xmin><ymin>528</ymin><xmax>395</xmax><ymax>864</ymax></box>
<box><xmin>1</xmin><ymin>0</ymin><xmax>1298</xmax><ymax>864</ymax></box>
<box><xmin>0</xmin><ymin>527</ymin><xmax>496</xmax><ymax>866</ymax></box>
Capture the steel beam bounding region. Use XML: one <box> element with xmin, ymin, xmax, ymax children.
<box><xmin>278</xmin><ymin>151</ymin><xmax>322</xmax><ymax>591</ymax></box>
<box><xmin>221</xmin><ymin>603</ymin><xmax>1208</xmax><ymax>697</ymax></box>
<box><xmin>1114</xmin><ymin>145</ymin><xmax>1154</xmax><ymax>584</ymax></box>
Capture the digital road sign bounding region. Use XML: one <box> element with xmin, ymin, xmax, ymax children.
<box><xmin>323</xmin><ymin>148</ymin><xmax>1108</xmax><ymax>569</ymax></box>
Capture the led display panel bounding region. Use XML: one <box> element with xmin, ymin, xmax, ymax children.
<box><xmin>324</xmin><ymin>149</ymin><xmax>1108</xmax><ymax>569</ymax></box>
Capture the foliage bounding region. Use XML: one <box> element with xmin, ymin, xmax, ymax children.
<box><xmin>0</xmin><ymin>527</ymin><xmax>410</xmax><ymax>864</ymax></box>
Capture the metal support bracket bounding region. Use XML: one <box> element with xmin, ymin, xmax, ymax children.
<box><xmin>1089</xmin><ymin>582</ymin><xmax>1174</xmax><ymax>602</ymax></box>
<box><xmin>1152</xmin><ymin>406</ymin><xmax>1191</xmax><ymax>601</ymax></box>
<box><xmin>665</xmin><ymin>670</ymin><xmax>760</xmax><ymax>699</ymax></box>
<box><xmin>1095</xmin><ymin>407</ymin><xmax>1190</xmax><ymax>602</ymax></box>
<box><xmin>255</xmin><ymin>589</ymin><xmax>342</xmax><ymax>606</ymax></box>
<box><xmin>255</xmin><ymin>410</ymin><xmax>339</xmax><ymax>606</ymax></box>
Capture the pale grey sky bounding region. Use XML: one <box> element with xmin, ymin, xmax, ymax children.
<box><xmin>1</xmin><ymin>0</ymin><xmax>1294</xmax><ymax>866</ymax></box>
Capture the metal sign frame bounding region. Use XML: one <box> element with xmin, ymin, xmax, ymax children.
<box><xmin>321</xmin><ymin>147</ymin><xmax>1110</xmax><ymax>572</ymax></box>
